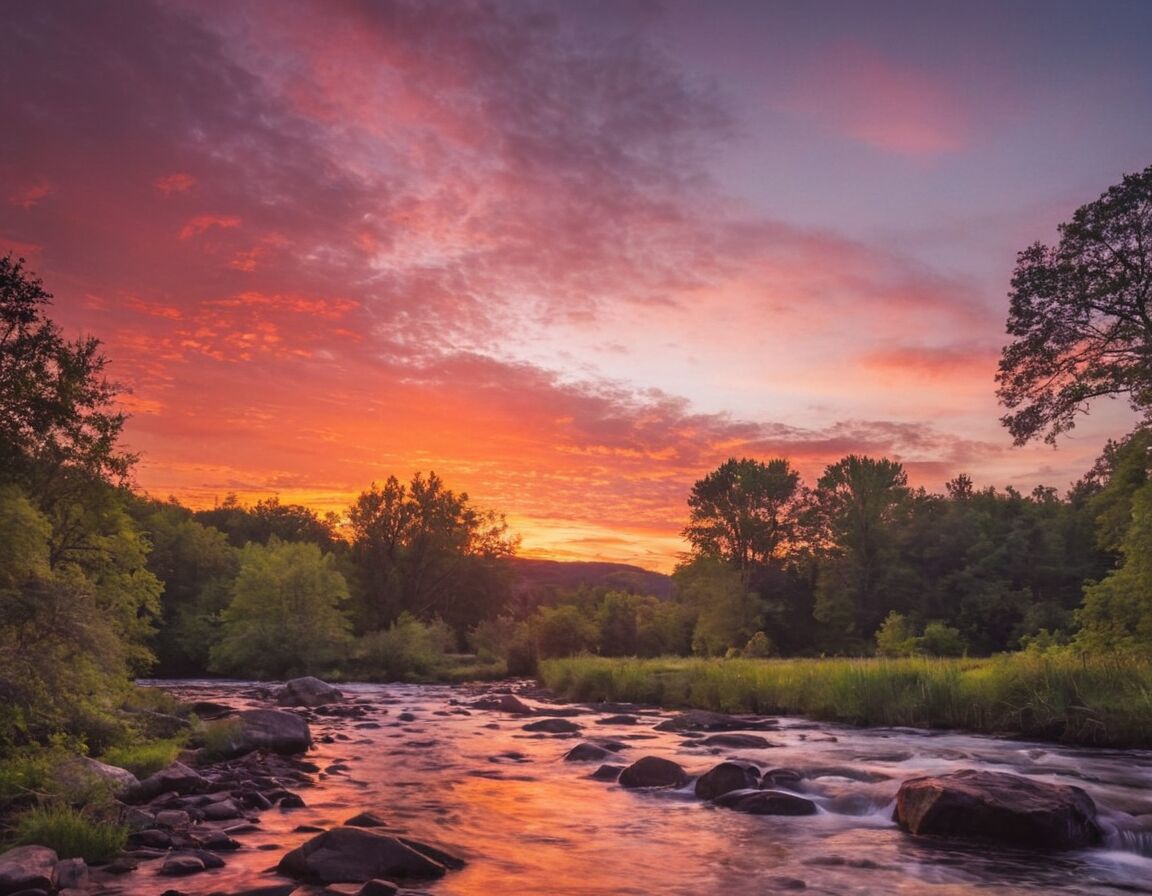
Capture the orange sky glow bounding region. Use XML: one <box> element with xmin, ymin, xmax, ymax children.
<box><xmin>3</xmin><ymin>1</ymin><xmax>1151</xmax><ymax>571</ymax></box>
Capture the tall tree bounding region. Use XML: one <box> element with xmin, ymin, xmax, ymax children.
<box><xmin>997</xmin><ymin>164</ymin><xmax>1152</xmax><ymax>445</ymax></box>
<box><xmin>813</xmin><ymin>455</ymin><xmax>911</xmax><ymax>643</ymax></box>
<box><xmin>683</xmin><ymin>457</ymin><xmax>806</xmax><ymax>576</ymax></box>
<box><xmin>347</xmin><ymin>472</ymin><xmax>517</xmax><ymax>636</ymax></box>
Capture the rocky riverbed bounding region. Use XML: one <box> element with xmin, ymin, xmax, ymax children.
<box><xmin>4</xmin><ymin>677</ymin><xmax>1152</xmax><ymax>896</ymax></box>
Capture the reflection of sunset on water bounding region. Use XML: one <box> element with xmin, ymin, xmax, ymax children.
<box><xmin>136</xmin><ymin>681</ymin><xmax>1152</xmax><ymax>896</ymax></box>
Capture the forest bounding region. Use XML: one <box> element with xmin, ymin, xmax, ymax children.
<box><xmin>3</xmin><ymin>164</ymin><xmax>1152</xmax><ymax>764</ymax></box>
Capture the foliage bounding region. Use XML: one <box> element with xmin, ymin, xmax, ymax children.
<box><xmin>674</xmin><ymin>557</ymin><xmax>757</xmax><ymax>656</ymax></box>
<box><xmin>997</xmin><ymin>164</ymin><xmax>1152</xmax><ymax>445</ymax></box>
<box><xmin>352</xmin><ymin>612</ymin><xmax>455</xmax><ymax>681</ymax></box>
<box><xmin>813</xmin><ymin>455</ymin><xmax>911</xmax><ymax>643</ymax></box>
<box><xmin>9</xmin><ymin>804</ymin><xmax>128</xmax><ymax>862</ymax></box>
<box><xmin>99</xmin><ymin>738</ymin><xmax>183</xmax><ymax>778</ymax></box>
<box><xmin>194</xmin><ymin>494</ymin><xmax>340</xmax><ymax>551</ymax></box>
<box><xmin>875</xmin><ymin>611</ymin><xmax>917</xmax><ymax>657</ymax></box>
<box><xmin>683</xmin><ymin>457</ymin><xmax>807</xmax><ymax>574</ymax></box>
<box><xmin>0</xmin><ymin>255</ymin><xmax>132</xmax><ymax>491</ymax></box>
<box><xmin>348</xmin><ymin>472</ymin><xmax>517</xmax><ymax>636</ymax></box>
<box><xmin>531</xmin><ymin>604</ymin><xmax>599</xmax><ymax>659</ymax></box>
<box><xmin>210</xmin><ymin>537</ymin><xmax>352</xmax><ymax>679</ymax></box>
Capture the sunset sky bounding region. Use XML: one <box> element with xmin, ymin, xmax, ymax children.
<box><xmin>3</xmin><ymin>1</ymin><xmax>1151</xmax><ymax>571</ymax></box>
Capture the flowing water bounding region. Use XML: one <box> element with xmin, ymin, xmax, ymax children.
<box><xmin>124</xmin><ymin>680</ymin><xmax>1152</xmax><ymax>895</ymax></box>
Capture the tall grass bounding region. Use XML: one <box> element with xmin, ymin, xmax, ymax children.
<box><xmin>538</xmin><ymin>652</ymin><xmax>1152</xmax><ymax>747</ymax></box>
<box><xmin>9</xmin><ymin>805</ymin><xmax>128</xmax><ymax>862</ymax></box>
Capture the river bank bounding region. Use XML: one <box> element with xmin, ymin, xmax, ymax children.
<box><xmin>539</xmin><ymin>652</ymin><xmax>1152</xmax><ymax>747</ymax></box>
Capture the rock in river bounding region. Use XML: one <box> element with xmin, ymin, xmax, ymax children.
<box><xmin>713</xmin><ymin>789</ymin><xmax>819</xmax><ymax>816</ymax></box>
<box><xmin>894</xmin><ymin>768</ymin><xmax>1102</xmax><ymax>850</ymax></box>
<box><xmin>277</xmin><ymin>676</ymin><xmax>343</xmax><ymax>707</ymax></box>
<box><xmin>618</xmin><ymin>756</ymin><xmax>690</xmax><ymax>789</ymax></box>
<box><xmin>695</xmin><ymin>761</ymin><xmax>762</xmax><ymax>800</ymax></box>
<box><xmin>0</xmin><ymin>844</ymin><xmax>57</xmax><ymax>895</ymax></box>
<box><xmin>277</xmin><ymin>826</ymin><xmax>464</xmax><ymax>883</ymax></box>
<box><xmin>213</xmin><ymin>709</ymin><xmax>313</xmax><ymax>758</ymax></box>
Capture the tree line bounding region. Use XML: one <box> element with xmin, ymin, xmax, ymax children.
<box><xmin>3</xmin><ymin>161</ymin><xmax>1152</xmax><ymax>759</ymax></box>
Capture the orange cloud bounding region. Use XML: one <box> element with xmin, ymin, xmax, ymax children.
<box><xmin>154</xmin><ymin>172</ymin><xmax>197</xmax><ymax>196</ymax></box>
<box><xmin>178</xmin><ymin>214</ymin><xmax>241</xmax><ymax>240</ymax></box>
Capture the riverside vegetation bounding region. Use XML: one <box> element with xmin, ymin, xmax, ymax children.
<box><xmin>5</xmin><ymin>167</ymin><xmax>1152</xmax><ymax>859</ymax></box>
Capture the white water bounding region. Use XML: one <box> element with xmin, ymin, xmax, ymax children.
<box><xmin>120</xmin><ymin>681</ymin><xmax>1152</xmax><ymax>896</ymax></box>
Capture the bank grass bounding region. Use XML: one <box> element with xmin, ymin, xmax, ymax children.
<box><xmin>99</xmin><ymin>737</ymin><xmax>183</xmax><ymax>778</ymax></box>
<box><xmin>538</xmin><ymin>651</ymin><xmax>1152</xmax><ymax>747</ymax></box>
<box><xmin>8</xmin><ymin>804</ymin><xmax>128</xmax><ymax>863</ymax></box>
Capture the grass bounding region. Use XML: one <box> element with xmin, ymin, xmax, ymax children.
<box><xmin>99</xmin><ymin>737</ymin><xmax>183</xmax><ymax>778</ymax></box>
<box><xmin>538</xmin><ymin>651</ymin><xmax>1152</xmax><ymax>747</ymax></box>
<box><xmin>9</xmin><ymin>805</ymin><xmax>128</xmax><ymax>863</ymax></box>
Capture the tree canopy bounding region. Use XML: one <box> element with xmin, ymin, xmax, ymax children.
<box><xmin>997</xmin><ymin>164</ymin><xmax>1152</xmax><ymax>445</ymax></box>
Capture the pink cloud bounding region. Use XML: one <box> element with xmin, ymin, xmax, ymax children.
<box><xmin>154</xmin><ymin>172</ymin><xmax>197</xmax><ymax>196</ymax></box>
<box><xmin>8</xmin><ymin>182</ymin><xmax>54</xmax><ymax>208</ymax></box>
<box><xmin>179</xmin><ymin>214</ymin><xmax>242</xmax><ymax>240</ymax></box>
<box><xmin>779</xmin><ymin>42</ymin><xmax>973</xmax><ymax>156</ymax></box>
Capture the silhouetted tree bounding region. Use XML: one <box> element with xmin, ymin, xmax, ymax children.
<box><xmin>997</xmin><ymin>164</ymin><xmax>1152</xmax><ymax>445</ymax></box>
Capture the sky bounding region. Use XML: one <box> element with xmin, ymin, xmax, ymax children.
<box><xmin>2</xmin><ymin>0</ymin><xmax>1151</xmax><ymax>571</ymax></box>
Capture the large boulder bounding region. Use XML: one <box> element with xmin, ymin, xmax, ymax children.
<box><xmin>214</xmin><ymin>709</ymin><xmax>313</xmax><ymax>758</ymax></box>
<box><xmin>55</xmin><ymin>756</ymin><xmax>139</xmax><ymax>800</ymax></box>
<box><xmin>618</xmin><ymin>756</ymin><xmax>689</xmax><ymax>790</ymax></box>
<box><xmin>0</xmin><ymin>845</ymin><xmax>57</xmax><ymax>895</ymax></box>
<box><xmin>277</xmin><ymin>827</ymin><xmax>463</xmax><ymax>883</ymax></box>
<box><xmin>695</xmin><ymin>762</ymin><xmax>762</xmax><ymax>800</ymax></box>
<box><xmin>894</xmin><ymin>769</ymin><xmax>1102</xmax><ymax>850</ymax></box>
<box><xmin>277</xmin><ymin>677</ymin><xmax>343</xmax><ymax>708</ymax></box>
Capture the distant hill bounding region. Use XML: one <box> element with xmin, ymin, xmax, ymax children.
<box><xmin>508</xmin><ymin>557</ymin><xmax>673</xmax><ymax>600</ymax></box>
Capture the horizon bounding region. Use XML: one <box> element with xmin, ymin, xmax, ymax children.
<box><xmin>3</xmin><ymin>1</ymin><xmax>1150</xmax><ymax>573</ymax></box>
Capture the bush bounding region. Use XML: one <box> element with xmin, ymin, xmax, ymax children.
<box><xmin>353</xmin><ymin>613</ymin><xmax>452</xmax><ymax>681</ymax></box>
<box><xmin>99</xmin><ymin>738</ymin><xmax>182</xmax><ymax>778</ymax></box>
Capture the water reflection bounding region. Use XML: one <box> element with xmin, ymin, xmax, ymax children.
<box><xmin>125</xmin><ymin>681</ymin><xmax>1152</xmax><ymax>896</ymax></box>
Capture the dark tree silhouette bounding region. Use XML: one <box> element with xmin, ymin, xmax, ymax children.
<box><xmin>997</xmin><ymin>164</ymin><xmax>1152</xmax><ymax>445</ymax></box>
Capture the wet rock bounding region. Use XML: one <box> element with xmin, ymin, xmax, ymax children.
<box><xmin>202</xmin><ymin>799</ymin><xmax>242</xmax><ymax>821</ymax></box>
<box><xmin>160</xmin><ymin>854</ymin><xmax>206</xmax><ymax>876</ymax></box>
<box><xmin>277</xmin><ymin>676</ymin><xmax>343</xmax><ymax>707</ymax></box>
<box><xmin>0</xmin><ymin>845</ymin><xmax>57</xmax><ymax>895</ymax></box>
<box><xmin>596</xmin><ymin>715</ymin><xmax>640</xmax><ymax>725</ymax></box>
<box><xmin>590</xmin><ymin>765</ymin><xmax>625</xmax><ymax>781</ymax></box>
<box><xmin>53</xmin><ymin>857</ymin><xmax>87</xmax><ymax>891</ymax></box>
<box><xmin>129</xmin><ymin>829</ymin><xmax>174</xmax><ymax>849</ymax></box>
<box><xmin>804</xmin><ymin>766</ymin><xmax>890</xmax><ymax>784</ymax></box>
<box><xmin>618</xmin><ymin>756</ymin><xmax>690</xmax><ymax>789</ymax></box>
<box><xmin>104</xmin><ymin>857</ymin><xmax>139</xmax><ymax>875</ymax></box>
<box><xmin>357</xmin><ymin>880</ymin><xmax>400</xmax><ymax>896</ymax></box>
<box><xmin>230</xmin><ymin>885</ymin><xmax>298</xmax><ymax>896</ymax></box>
<box><xmin>522</xmin><ymin>718</ymin><xmax>581</xmax><ymax>734</ymax></box>
<box><xmin>654</xmin><ymin>710</ymin><xmax>776</xmax><ymax>733</ymax></box>
<box><xmin>190</xmin><ymin>700</ymin><xmax>234</xmax><ymax>720</ymax></box>
<box><xmin>714</xmin><ymin>789</ymin><xmax>819</xmax><ymax>816</ymax></box>
<box><xmin>695</xmin><ymin>762</ymin><xmax>762</xmax><ymax>800</ymax></box>
<box><xmin>761</xmin><ymin>768</ymin><xmax>804</xmax><ymax>790</ymax></box>
<box><xmin>469</xmin><ymin>694</ymin><xmax>535</xmax><ymax>715</ymax></box>
<box><xmin>345</xmin><ymin>811</ymin><xmax>388</xmax><ymax>828</ymax></box>
<box><xmin>279</xmin><ymin>793</ymin><xmax>307</xmax><ymax>809</ymax></box>
<box><xmin>226</xmin><ymin>709</ymin><xmax>313</xmax><ymax>757</ymax></box>
<box><xmin>125</xmin><ymin>762</ymin><xmax>208</xmax><ymax>803</ymax></box>
<box><xmin>154</xmin><ymin>809</ymin><xmax>192</xmax><ymax>828</ymax></box>
<box><xmin>198</xmin><ymin>832</ymin><xmax>242</xmax><ymax>850</ymax></box>
<box><xmin>277</xmin><ymin>827</ymin><xmax>462</xmax><ymax>883</ymax></box>
<box><xmin>894</xmin><ymin>768</ymin><xmax>1102</xmax><ymax>850</ymax></box>
<box><xmin>563</xmin><ymin>743</ymin><xmax>615</xmax><ymax>762</ymax></box>
<box><xmin>696</xmin><ymin>733</ymin><xmax>777</xmax><ymax>750</ymax></box>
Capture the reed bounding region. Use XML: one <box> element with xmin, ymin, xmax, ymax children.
<box><xmin>538</xmin><ymin>651</ymin><xmax>1152</xmax><ymax>747</ymax></box>
<box><xmin>9</xmin><ymin>805</ymin><xmax>128</xmax><ymax>862</ymax></box>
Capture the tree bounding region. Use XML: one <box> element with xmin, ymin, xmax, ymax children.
<box><xmin>347</xmin><ymin>472</ymin><xmax>517</xmax><ymax>635</ymax></box>
<box><xmin>683</xmin><ymin>457</ymin><xmax>806</xmax><ymax>577</ymax></box>
<box><xmin>813</xmin><ymin>455</ymin><xmax>911</xmax><ymax>643</ymax></box>
<box><xmin>210</xmin><ymin>538</ymin><xmax>352</xmax><ymax>678</ymax></box>
<box><xmin>997</xmin><ymin>164</ymin><xmax>1152</xmax><ymax>445</ymax></box>
<box><xmin>0</xmin><ymin>255</ymin><xmax>131</xmax><ymax>493</ymax></box>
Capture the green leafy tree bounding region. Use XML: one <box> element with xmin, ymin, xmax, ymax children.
<box><xmin>348</xmin><ymin>472</ymin><xmax>517</xmax><ymax>636</ymax></box>
<box><xmin>683</xmin><ymin>457</ymin><xmax>806</xmax><ymax>577</ymax></box>
<box><xmin>531</xmin><ymin>604</ymin><xmax>599</xmax><ymax>659</ymax></box>
<box><xmin>194</xmin><ymin>494</ymin><xmax>339</xmax><ymax>551</ymax></box>
<box><xmin>875</xmin><ymin>611</ymin><xmax>917</xmax><ymax>657</ymax></box>
<box><xmin>997</xmin><ymin>164</ymin><xmax>1152</xmax><ymax>445</ymax></box>
<box><xmin>0</xmin><ymin>256</ymin><xmax>132</xmax><ymax>494</ymax></box>
<box><xmin>210</xmin><ymin>538</ymin><xmax>351</xmax><ymax>678</ymax></box>
<box><xmin>813</xmin><ymin>456</ymin><xmax>911</xmax><ymax>644</ymax></box>
<box><xmin>674</xmin><ymin>556</ymin><xmax>758</xmax><ymax>656</ymax></box>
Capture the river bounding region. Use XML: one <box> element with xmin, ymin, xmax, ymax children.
<box><xmin>123</xmin><ymin>679</ymin><xmax>1152</xmax><ymax>896</ymax></box>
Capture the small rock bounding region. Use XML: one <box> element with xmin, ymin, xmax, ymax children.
<box><xmin>696</xmin><ymin>733</ymin><xmax>776</xmax><ymax>750</ymax></box>
<box><xmin>160</xmin><ymin>855</ymin><xmax>206</xmax><ymax>876</ymax></box>
<box><xmin>522</xmin><ymin>718</ymin><xmax>581</xmax><ymax>734</ymax></box>
<box><xmin>277</xmin><ymin>676</ymin><xmax>343</xmax><ymax>708</ymax></box>
<box><xmin>277</xmin><ymin>827</ymin><xmax>463</xmax><ymax>883</ymax></box>
<box><xmin>714</xmin><ymin>789</ymin><xmax>819</xmax><ymax>815</ymax></box>
<box><xmin>469</xmin><ymin>694</ymin><xmax>535</xmax><ymax>715</ymax></box>
<box><xmin>590</xmin><ymin>765</ymin><xmax>625</xmax><ymax>781</ymax></box>
<box><xmin>563</xmin><ymin>743</ymin><xmax>614</xmax><ymax>762</ymax></box>
<box><xmin>345</xmin><ymin>811</ymin><xmax>388</xmax><ymax>828</ymax></box>
<box><xmin>54</xmin><ymin>857</ymin><xmax>87</xmax><ymax>891</ymax></box>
